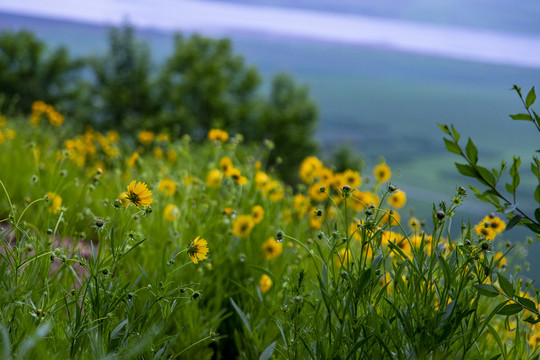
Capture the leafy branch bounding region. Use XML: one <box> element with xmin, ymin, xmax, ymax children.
<box><xmin>439</xmin><ymin>85</ymin><xmax>540</xmax><ymax>236</ymax></box>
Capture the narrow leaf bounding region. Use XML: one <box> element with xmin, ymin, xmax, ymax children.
<box><xmin>509</xmin><ymin>113</ymin><xmax>532</xmax><ymax>121</ymax></box>
<box><xmin>455</xmin><ymin>163</ymin><xmax>477</xmax><ymax>178</ymax></box>
<box><xmin>506</xmin><ymin>215</ymin><xmax>522</xmax><ymax>231</ymax></box>
<box><xmin>526</xmin><ymin>86</ymin><xmax>536</xmax><ymax>108</ymax></box>
<box><xmin>497</xmin><ymin>303</ymin><xmax>523</xmax><ymax>316</ymax></box>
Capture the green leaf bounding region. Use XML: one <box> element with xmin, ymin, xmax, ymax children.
<box><xmin>509</xmin><ymin>113</ymin><xmax>532</xmax><ymax>121</ymax></box>
<box><xmin>444</xmin><ymin>138</ymin><xmax>461</xmax><ymax>155</ymax></box>
<box><xmin>526</xmin><ymin>86</ymin><xmax>536</xmax><ymax>108</ymax></box>
<box><xmin>517</xmin><ymin>296</ymin><xmax>537</xmax><ymax>311</ymax></box>
<box><xmin>465</xmin><ymin>138</ymin><xmax>478</xmax><ymax>164</ymax></box>
<box><xmin>476</xmin><ymin>166</ymin><xmax>496</xmax><ymax>187</ymax></box>
<box><xmin>230</xmin><ymin>298</ymin><xmax>253</xmax><ymax>336</ymax></box>
<box><xmin>451</xmin><ymin>125</ymin><xmax>460</xmax><ymax>141</ymax></box>
<box><xmin>438</xmin><ymin>123</ymin><xmax>451</xmax><ymax>135</ymax></box>
<box><xmin>535</xmin><ymin>208</ymin><xmax>540</xmax><ymax>224</ymax></box>
<box><xmin>525</xmin><ymin>222</ymin><xmax>540</xmax><ymax>234</ymax></box>
<box><xmin>474</xmin><ymin>284</ymin><xmax>499</xmax><ymax>297</ymax></box>
<box><xmin>525</xmin><ymin>315</ymin><xmax>540</xmax><ymax>324</ymax></box>
<box><xmin>455</xmin><ymin>163</ymin><xmax>476</xmax><ymax>178</ymax></box>
<box><xmin>259</xmin><ymin>341</ymin><xmax>276</xmax><ymax>360</ymax></box>
<box><xmin>506</xmin><ymin>215</ymin><xmax>522</xmax><ymax>231</ymax></box>
<box><xmin>497</xmin><ymin>274</ymin><xmax>515</xmax><ymax>298</ymax></box>
<box><xmin>536</xmin><ymin>185</ymin><xmax>540</xmax><ymax>203</ymax></box>
<box><xmin>497</xmin><ymin>303</ymin><xmax>523</xmax><ymax>316</ymax></box>
<box><xmin>488</xmin><ymin>355</ymin><xmax>501</xmax><ymax>360</ymax></box>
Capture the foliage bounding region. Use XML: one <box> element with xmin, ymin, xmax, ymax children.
<box><xmin>0</xmin><ymin>109</ymin><xmax>538</xmax><ymax>358</ymax></box>
<box><xmin>84</xmin><ymin>23</ymin><xmax>156</xmax><ymax>131</ymax></box>
<box><xmin>441</xmin><ymin>85</ymin><xmax>540</xmax><ymax>238</ymax></box>
<box><xmin>0</xmin><ymin>30</ymin><xmax>82</xmax><ymax>115</ymax></box>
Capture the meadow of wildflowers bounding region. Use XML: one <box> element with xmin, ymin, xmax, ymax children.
<box><xmin>0</xmin><ymin>101</ymin><xmax>539</xmax><ymax>359</ymax></box>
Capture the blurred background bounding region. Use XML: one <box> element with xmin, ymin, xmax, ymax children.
<box><xmin>1</xmin><ymin>0</ymin><xmax>540</xmax><ymax>259</ymax></box>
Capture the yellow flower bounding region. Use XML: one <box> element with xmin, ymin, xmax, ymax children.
<box><xmin>481</xmin><ymin>214</ymin><xmax>506</xmax><ymax>233</ymax></box>
<box><xmin>262</xmin><ymin>237</ymin><xmax>283</xmax><ymax>259</ymax></box>
<box><xmin>255</xmin><ymin>171</ymin><xmax>269</xmax><ymax>188</ymax></box>
<box><xmin>107</xmin><ymin>130</ymin><xmax>119</xmax><ymax>142</ymax></box>
<box><xmin>293</xmin><ymin>194</ymin><xmax>310</xmax><ymax>218</ymax></box>
<box><xmin>341</xmin><ymin>169</ymin><xmax>361</xmax><ymax>189</ymax></box>
<box><xmin>223</xmin><ymin>207</ymin><xmax>234</xmax><ymax>215</ymax></box>
<box><xmin>127</xmin><ymin>152</ymin><xmax>139</xmax><ymax>167</ymax></box>
<box><xmin>167</xmin><ymin>149</ymin><xmax>177</xmax><ymax>163</ymax></box>
<box><xmin>388</xmin><ymin>190</ymin><xmax>406</xmax><ymax>209</ymax></box>
<box><xmin>158</xmin><ymin>178</ymin><xmax>176</xmax><ymax>196</ymax></box>
<box><xmin>308</xmin><ymin>182</ymin><xmax>327</xmax><ymax>202</ymax></box>
<box><xmin>219</xmin><ymin>157</ymin><xmax>233</xmax><ymax>173</ymax></box>
<box><xmin>408</xmin><ymin>217</ymin><xmax>420</xmax><ymax>231</ymax></box>
<box><xmin>299</xmin><ymin>156</ymin><xmax>324</xmax><ymax>184</ymax></box>
<box><xmin>187</xmin><ymin>236</ymin><xmax>209</xmax><ymax>264</ymax></box>
<box><xmin>153</xmin><ymin>147</ymin><xmax>164</xmax><ymax>159</ymax></box>
<box><xmin>206</xmin><ymin>169</ymin><xmax>223</xmax><ymax>188</ymax></box>
<box><xmin>138</xmin><ymin>130</ymin><xmax>155</xmax><ymax>145</ymax></box>
<box><xmin>208</xmin><ymin>129</ymin><xmax>229</xmax><ymax>142</ymax></box>
<box><xmin>494</xmin><ymin>252</ymin><xmax>507</xmax><ymax>269</ymax></box>
<box><xmin>125</xmin><ymin>180</ymin><xmax>153</xmax><ymax>208</ymax></box>
<box><xmin>475</xmin><ymin>221</ymin><xmax>497</xmax><ymax>240</ymax></box>
<box><xmin>308</xmin><ymin>207</ymin><xmax>323</xmax><ymax>230</ymax></box>
<box><xmin>251</xmin><ymin>205</ymin><xmax>265</xmax><ymax>224</ymax></box>
<box><xmin>336</xmin><ymin>248</ymin><xmax>351</xmax><ymax>266</ymax></box>
<box><xmin>48</xmin><ymin>111</ymin><xmax>64</xmax><ymax>127</ymax></box>
<box><xmin>259</xmin><ymin>274</ymin><xmax>272</xmax><ymax>293</ymax></box>
<box><xmin>381</xmin><ymin>210</ymin><xmax>400</xmax><ymax>227</ymax></box>
<box><xmin>374</xmin><ymin>163</ymin><xmax>391</xmax><ymax>183</ymax></box>
<box><xmin>263</xmin><ymin>180</ymin><xmax>284</xmax><ymax>202</ymax></box>
<box><xmin>232</xmin><ymin>215</ymin><xmax>255</xmax><ymax>238</ymax></box>
<box><xmin>164</xmin><ymin>204</ymin><xmax>180</xmax><ymax>222</ymax></box>
<box><xmin>46</xmin><ymin>192</ymin><xmax>62</xmax><ymax>214</ymax></box>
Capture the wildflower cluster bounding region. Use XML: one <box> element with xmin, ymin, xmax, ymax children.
<box><xmin>30</xmin><ymin>100</ymin><xmax>63</xmax><ymax>126</ymax></box>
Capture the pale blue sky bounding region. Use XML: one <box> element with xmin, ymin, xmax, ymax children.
<box><xmin>1</xmin><ymin>0</ymin><xmax>540</xmax><ymax>69</ymax></box>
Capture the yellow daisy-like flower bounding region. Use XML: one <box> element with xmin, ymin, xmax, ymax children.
<box><xmin>388</xmin><ymin>190</ymin><xmax>406</xmax><ymax>209</ymax></box>
<box><xmin>308</xmin><ymin>182</ymin><xmax>327</xmax><ymax>202</ymax></box>
<box><xmin>262</xmin><ymin>237</ymin><xmax>282</xmax><ymax>259</ymax></box>
<box><xmin>481</xmin><ymin>215</ymin><xmax>506</xmax><ymax>234</ymax></box>
<box><xmin>232</xmin><ymin>215</ymin><xmax>255</xmax><ymax>238</ymax></box>
<box><xmin>124</xmin><ymin>181</ymin><xmax>153</xmax><ymax>208</ymax></box>
<box><xmin>187</xmin><ymin>236</ymin><xmax>209</xmax><ymax>264</ymax></box>
<box><xmin>153</xmin><ymin>147</ymin><xmax>164</xmax><ymax>159</ymax></box>
<box><xmin>158</xmin><ymin>178</ymin><xmax>176</xmax><ymax>196</ymax></box>
<box><xmin>219</xmin><ymin>157</ymin><xmax>233</xmax><ymax>172</ymax></box>
<box><xmin>298</xmin><ymin>156</ymin><xmax>323</xmax><ymax>184</ymax></box>
<box><xmin>164</xmin><ymin>204</ymin><xmax>180</xmax><ymax>222</ymax></box>
<box><xmin>206</xmin><ymin>169</ymin><xmax>223</xmax><ymax>188</ymax></box>
<box><xmin>374</xmin><ymin>163</ymin><xmax>391</xmax><ymax>183</ymax></box>
<box><xmin>138</xmin><ymin>130</ymin><xmax>155</xmax><ymax>145</ymax></box>
<box><xmin>381</xmin><ymin>210</ymin><xmax>400</xmax><ymax>227</ymax></box>
<box><xmin>263</xmin><ymin>180</ymin><xmax>284</xmax><ymax>202</ymax></box>
<box><xmin>127</xmin><ymin>152</ymin><xmax>139</xmax><ymax>167</ymax></box>
<box><xmin>252</xmin><ymin>205</ymin><xmax>265</xmax><ymax>224</ymax></box>
<box><xmin>475</xmin><ymin>220</ymin><xmax>497</xmax><ymax>240</ymax></box>
<box><xmin>293</xmin><ymin>194</ymin><xmax>310</xmax><ymax>218</ymax></box>
<box><xmin>342</xmin><ymin>169</ymin><xmax>362</xmax><ymax>189</ymax></box>
<box><xmin>259</xmin><ymin>274</ymin><xmax>272</xmax><ymax>293</ymax></box>
<box><xmin>408</xmin><ymin>217</ymin><xmax>420</xmax><ymax>231</ymax></box>
<box><xmin>167</xmin><ymin>149</ymin><xmax>177</xmax><ymax>163</ymax></box>
<box><xmin>46</xmin><ymin>192</ymin><xmax>62</xmax><ymax>214</ymax></box>
<box><xmin>208</xmin><ymin>129</ymin><xmax>229</xmax><ymax>142</ymax></box>
<box><xmin>255</xmin><ymin>171</ymin><xmax>269</xmax><ymax>188</ymax></box>
<box><xmin>107</xmin><ymin>130</ymin><xmax>119</xmax><ymax>142</ymax></box>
